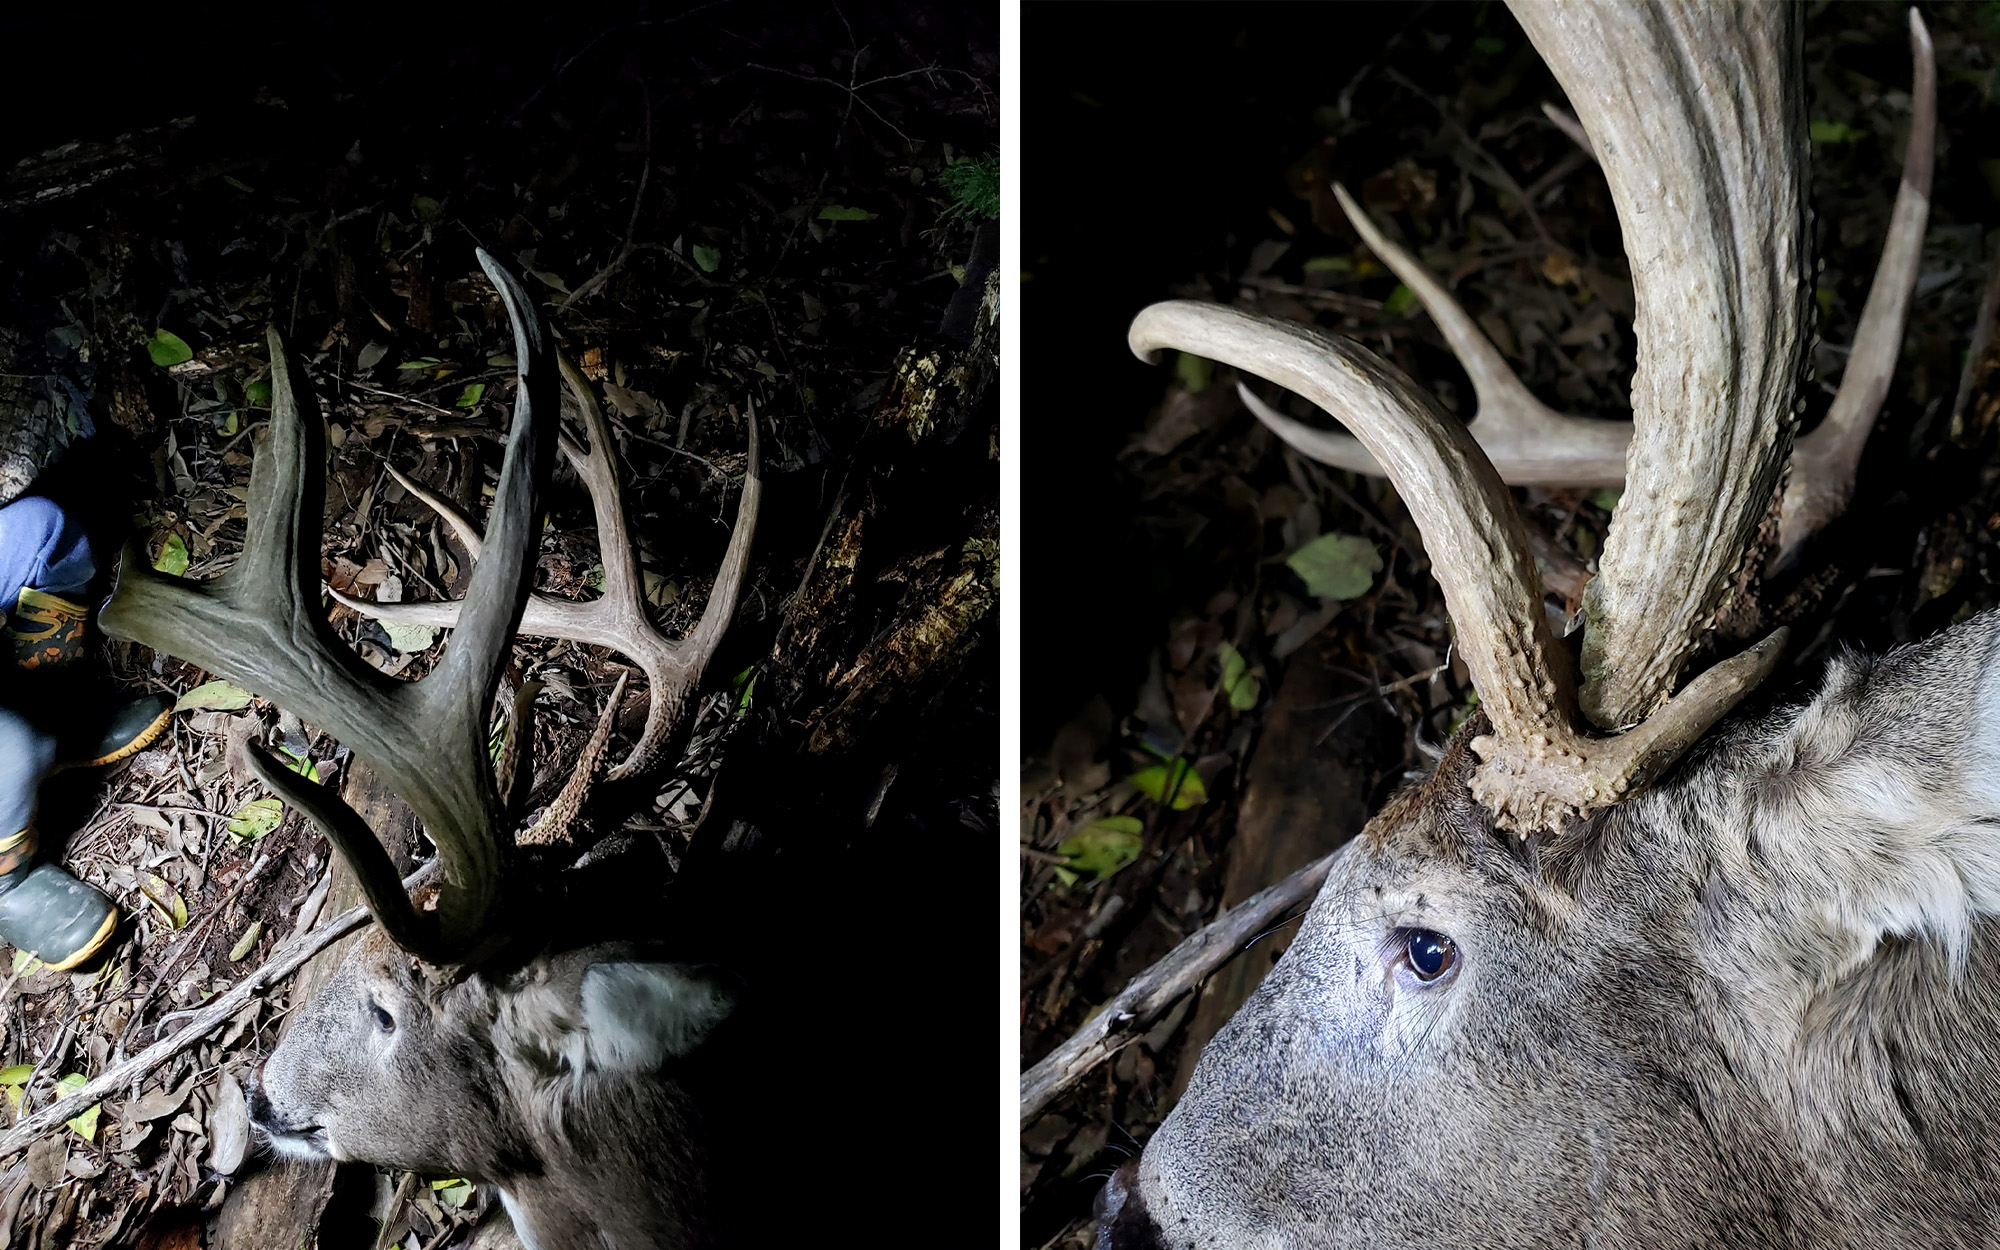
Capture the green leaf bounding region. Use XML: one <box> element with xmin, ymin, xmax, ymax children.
<box><xmin>732</xmin><ymin>666</ymin><xmax>758</xmax><ymax>715</ymax></box>
<box><xmin>152</xmin><ymin>533</ymin><xmax>190</xmax><ymax>577</ymax></box>
<box><xmin>1057</xmin><ymin>815</ymin><xmax>1145</xmax><ymax>879</ymax></box>
<box><xmin>817</xmin><ymin>204</ymin><xmax>877</xmax><ymax>222</ymax></box>
<box><xmin>227</xmin><ymin>797</ymin><xmax>284</xmax><ymax>842</ymax></box>
<box><xmin>938</xmin><ymin>153</ymin><xmax>999</xmax><ymax>220</ymax></box>
<box><xmin>1302</xmin><ymin>255</ymin><xmax>1353</xmax><ymax>274</ymax></box>
<box><xmin>412</xmin><ymin>194</ymin><xmax>442</xmax><ymax>223</ymax></box>
<box><xmin>397</xmin><ymin>357</ymin><xmax>444</xmax><ymax>371</ymax></box>
<box><xmin>692</xmin><ymin>244</ymin><xmax>722</xmax><ymax>273</ymax></box>
<box><xmin>1286</xmin><ymin>533</ymin><xmax>1382</xmax><ymax>601</ymax></box>
<box><xmin>276</xmin><ymin>747</ymin><xmax>320</xmax><ymax>784</ymax></box>
<box><xmin>8</xmin><ymin>951</ymin><xmax>40</xmax><ymax>978</ymax></box>
<box><xmin>454</xmin><ymin>382</ymin><xmax>486</xmax><ymax>408</ymax></box>
<box><xmin>1809</xmin><ymin>120</ymin><xmax>1864</xmax><ymax>144</ymax></box>
<box><xmin>0</xmin><ymin>1065</ymin><xmax>33</xmax><ymax>1086</ymax></box>
<box><xmin>228</xmin><ymin>920</ymin><xmax>264</xmax><ymax>962</ymax></box>
<box><xmin>1588</xmin><ymin>487</ymin><xmax>1623</xmax><ymax>513</ymax></box>
<box><xmin>56</xmin><ymin>1075</ymin><xmax>96</xmax><ymax>1141</ymax></box>
<box><xmin>174</xmin><ymin>680</ymin><xmax>253</xmax><ymax>713</ymax></box>
<box><xmin>1129</xmin><ymin>758</ymin><xmax>1207</xmax><ymax>810</ymax></box>
<box><xmin>1473</xmin><ymin>35</ymin><xmax>1506</xmax><ymax>54</ymax></box>
<box><xmin>244</xmin><ymin>379</ymin><xmax>272</xmax><ymax>406</ymax></box>
<box><xmin>1175</xmin><ymin>351</ymin><xmax>1212</xmax><ymax>395</ymax></box>
<box><xmin>382</xmin><ymin>620</ymin><xmax>438</xmax><ymax>654</ymax></box>
<box><xmin>1217</xmin><ymin>641</ymin><xmax>1261</xmax><ymax>712</ymax></box>
<box><xmin>147</xmin><ymin>330</ymin><xmax>193</xmax><ymax>368</ymax></box>
<box><xmin>1383</xmin><ymin>284</ymin><xmax>1418</xmax><ymax>317</ymax></box>
<box><xmin>433</xmin><ymin>1179</ymin><xmax>474</xmax><ymax>1209</ymax></box>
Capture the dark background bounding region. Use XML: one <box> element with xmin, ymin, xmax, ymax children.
<box><xmin>1023</xmin><ymin>3</ymin><xmax>1419</xmax><ymax>749</ymax></box>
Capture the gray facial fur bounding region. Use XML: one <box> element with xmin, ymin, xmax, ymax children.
<box><xmin>1110</xmin><ymin>609</ymin><xmax>2000</xmax><ymax>1249</ymax></box>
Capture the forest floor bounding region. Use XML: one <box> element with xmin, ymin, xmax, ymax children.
<box><xmin>0</xmin><ymin>3</ymin><xmax>996</xmax><ymax>1246</ymax></box>
<box><xmin>1020</xmin><ymin>4</ymin><xmax>2000</xmax><ymax>1246</ymax></box>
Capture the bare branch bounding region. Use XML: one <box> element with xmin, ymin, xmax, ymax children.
<box><xmin>1020</xmin><ymin>852</ymin><xmax>1337</xmax><ymax>1126</ymax></box>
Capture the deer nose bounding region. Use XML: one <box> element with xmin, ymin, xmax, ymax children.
<box><xmin>245</xmin><ymin>1070</ymin><xmax>276</xmax><ymax>1129</ymax></box>
<box><xmin>1094</xmin><ymin>1161</ymin><xmax>1164</xmax><ymax>1250</ymax></box>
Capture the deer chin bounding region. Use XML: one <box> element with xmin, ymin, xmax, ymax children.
<box><xmin>252</xmin><ymin>1116</ymin><xmax>341</xmax><ymax>1163</ymax></box>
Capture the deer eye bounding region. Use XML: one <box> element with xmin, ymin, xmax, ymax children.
<box><xmin>370</xmin><ymin>1000</ymin><xmax>396</xmax><ymax>1033</ymax></box>
<box><xmin>1403</xmin><ymin>930</ymin><xmax>1458</xmax><ymax>982</ymax></box>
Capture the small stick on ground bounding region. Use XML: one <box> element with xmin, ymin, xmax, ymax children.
<box><xmin>1018</xmin><ymin>851</ymin><xmax>1338</xmax><ymax>1126</ymax></box>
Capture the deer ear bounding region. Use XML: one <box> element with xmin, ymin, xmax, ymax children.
<box><xmin>579</xmin><ymin>962</ymin><xmax>740</xmax><ymax>1072</ymax></box>
<box><xmin>1736</xmin><ymin>613</ymin><xmax>2000</xmax><ymax>968</ymax></box>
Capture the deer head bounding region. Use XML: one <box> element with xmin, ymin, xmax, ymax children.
<box><xmin>101</xmin><ymin>250</ymin><xmax>761</xmax><ymax>1249</ymax></box>
<box><xmin>1099</xmin><ymin>6</ymin><xmax>1981</xmax><ymax>1247</ymax></box>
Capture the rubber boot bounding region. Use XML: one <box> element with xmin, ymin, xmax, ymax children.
<box><xmin>0</xmin><ymin>711</ymin><xmax>116</xmax><ymax>970</ymax></box>
<box><xmin>0</xmin><ymin>834</ymin><xmax>118</xmax><ymax>971</ymax></box>
<box><xmin>4</xmin><ymin>587</ymin><xmax>171</xmax><ymax>767</ymax></box>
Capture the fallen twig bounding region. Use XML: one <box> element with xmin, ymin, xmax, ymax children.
<box><xmin>0</xmin><ymin>861</ymin><xmax>436</xmax><ymax>1161</ymax></box>
<box><xmin>1018</xmin><ymin>851</ymin><xmax>1338</xmax><ymax>1126</ymax></box>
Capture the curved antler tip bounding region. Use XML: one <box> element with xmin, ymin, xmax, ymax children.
<box><xmin>1908</xmin><ymin>6</ymin><xmax>1930</xmax><ymax>47</ymax></box>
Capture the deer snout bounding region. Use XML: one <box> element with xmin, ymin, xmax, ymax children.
<box><xmin>245</xmin><ymin>1073</ymin><xmax>274</xmax><ymax>1129</ymax></box>
<box><xmin>246</xmin><ymin>1059</ymin><xmax>337</xmax><ymax>1161</ymax></box>
<box><xmin>1095</xmin><ymin>1161</ymin><xmax>1164</xmax><ymax>1250</ymax></box>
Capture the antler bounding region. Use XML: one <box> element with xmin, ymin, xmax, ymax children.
<box><xmin>1772</xmin><ymin>9</ymin><xmax>1935</xmax><ymax>573</ymax></box>
<box><xmin>1239</xmin><ymin>11</ymin><xmax>1934</xmax><ymax>589</ymax></box>
<box><xmin>1131</xmin><ymin>303</ymin><xmax>1785</xmax><ymax>832</ymax></box>
<box><xmin>1239</xmin><ymin>182</ymin><xmax>1632</xmax><ymax>488</ymax></box>
<box><xmin>101</xmin><ymin>250</ymin><xmax>556</xmax><ymax>961</ymax></box>
<box><xmin>331</xmin><ymin>355</ymin><xmax>761</xmax><ymax>781</ymax></box>
<box><xmin>1137</xmin><ymin>2</ymin><xmax>1819</xmax><ymax>831</ymax></box>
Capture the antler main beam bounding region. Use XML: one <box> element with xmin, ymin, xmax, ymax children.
<box><xmin>333</xmin><ymin>356</ymin><xmax>761</xmax><ymax>781</ymax></box>
<box><xmin>1514</xmin><ymin>1</ymin><xmax>1809</xmax><ymax>731</ymax></box>
<box><xmin>1131</xmin><ymin>302</ymin><xmax>1784</xmax><ymax>832</ymax></box>
<box><xmin>102</xmin><ymin>250</ymin><xmax>556</xmax><ymax>961</ymax></box>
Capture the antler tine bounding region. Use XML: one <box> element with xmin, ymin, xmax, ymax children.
<box><xmin>333</xmin><ymin>354</ymin><xmax>762</xmax><ymax>781</ymax></box>
<box><xmin>1237</xmin><ymin>182</ymin><xmax>1631</xmax><ymax>488</ymax></box>
<box><xmin>1514</xmin><ymin>2</ymin><xmax>1810</xmax><ymax>731</ymax></box>
<box><xmin>102</xmin><ymin>248</ymin><xmax>555</xmax><ymax>961</ymax></box>
<box><xmin>1133</xmin><ymin>301</ymin><xmax>1785</xmax><ymax>831</ymax></box>
<box><xmin>1771</xmin><ymin>8</ymin><xmax>1935</xmax><ymax>575</ymax></box>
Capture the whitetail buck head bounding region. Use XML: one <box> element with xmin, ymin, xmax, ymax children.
<box><xmin>1099</xmin><ymin>6</ymin><xmax>1981</xmax><ymax>1247</ymax></box>
<box><xmin>101</xmin><ymin>250</ymin><xmax>761</xmax><ymax>1249</ymax></box>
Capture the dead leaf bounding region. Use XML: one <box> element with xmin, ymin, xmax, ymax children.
<box><xmin>23</xmin><ymin>1138</ymin><xmax>63</xmax><ymax>1191</ymax></box>
<box><xmin>129</xmin><ymin>1076</ymin><xmax>194</xmax><ymax>1123</ymax></box>
<box><xmin>207</xmin><ymin>1072</ymin><xmax>249</xmax><ymax>1176</ymax></box>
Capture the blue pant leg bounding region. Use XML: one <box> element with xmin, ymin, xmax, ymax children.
<box><xmin>0</xmin><ymin>496</ymin><xmax>95</xmax><ymax>615</ymax></box>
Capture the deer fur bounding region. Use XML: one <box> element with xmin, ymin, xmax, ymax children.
<box><xmin>1102</xmin><ymin>610</ymin><xmax>2000</xmax><ymax>1248</ymax></box>
<box><xmin>252</xmin><ymin>928</ymin><xmax>741</xmax><ymax>1250</ymax></box>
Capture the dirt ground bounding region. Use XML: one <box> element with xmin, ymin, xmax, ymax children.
<box><xmin>0</xmin><ymin>3</ymin><xmax>997</xmax><ymax>1245</ymax></box>
<box><xmin>1020</xmin><ymin>4</ymin><xmax>2000</xmax><ymax>1246</ymax></box>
